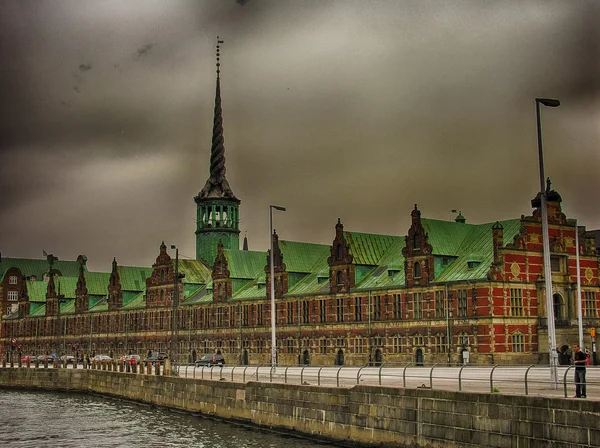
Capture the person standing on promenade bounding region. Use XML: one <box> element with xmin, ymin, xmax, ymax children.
<box><xmin>573</xmin><ymin>344</ymin><xmax>587</xmax><ymax>398</ymax></box>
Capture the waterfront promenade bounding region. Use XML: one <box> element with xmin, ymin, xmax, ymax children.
<box><xmin>1</xmin><ymin>363</ymin><xmax>598</xmax><ymax>447</ymax></box>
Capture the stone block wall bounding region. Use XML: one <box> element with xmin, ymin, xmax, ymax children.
<box><xmin>0</xmin><ymin>368</ymin><xmax>598</xmax><ymax>448</ymax></box>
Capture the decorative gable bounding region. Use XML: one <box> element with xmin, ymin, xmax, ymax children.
<box><xmin>45</xmin><ymin>272</ymin><xmax>58</xmax><ymax>316</ymax></box>
<box><xmin>145</xmin><ymin>241</ymin><xmax>176</xmax><ymax>308</ymax></box>
<box><xmin>108</xmin><ymin>257</ymin><xmax>123</xmax><ymax>311</ymax></box>
<box><xmin>75</xmin><ymin>262</ymin><xmax>89</xmax><ymax>314</ymax></box>
<box><xmin>212</xmin><ymin>241</ymin><xmax>232</xmax><ymax>302</ymax></box>
<box><xmin>18</xmin><ymin>275</ymin><xmax>30</xmax><ymax>318</ymax></box>
<box><xmin>265</xmin><ymin>231</ymin><xmax>288</xmax><ymax>298</ymax></box>
<box><xmin>402</xmin><ymin>205</ymin><xmax>434</xmax><ymax>287</ymax></box>
<box><xmin>328</xmin><ymin>218</ymin><xmax>355</xmax><ymax>294</ymax></box>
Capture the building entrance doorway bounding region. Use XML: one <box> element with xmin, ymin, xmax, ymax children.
<box><xmin>335</xmin><ymin>349</ymin><xmax>344</xmax><ymax>366</ymax></box>
<box><xmin>415</xmin><ymin>348</ymin><xmax>424</xmax><ymax>366</ymax></box>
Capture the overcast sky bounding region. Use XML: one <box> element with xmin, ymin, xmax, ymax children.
<box><xmin>1</xmin><ymin>0</ymin><xmax>599</xmax><ymax>272</ymax></box>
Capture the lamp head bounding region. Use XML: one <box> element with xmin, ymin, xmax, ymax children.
<box><xmin>536</xmin><ymin>98</ymin><xmax>560</xmax><ymax>107</ymax></box>
<box><xmin>170</xmin><ymin>245</ymin><xmax>176</xmax><ymax>250</ymax></box>
<box><xmin>271</xmin><ymin>205</ymin><xmax>286</xmax><ymax>212</ymax></box>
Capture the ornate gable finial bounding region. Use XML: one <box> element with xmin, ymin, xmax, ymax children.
<box><xmin>76</xmin><ymin>262</ymin><xmax>87</xmax><ymax>296</ymax></box>
<box><xmin>47</xmin><ymin>270</ymin><xmax>56</xmax><ymax>298</ymax></box>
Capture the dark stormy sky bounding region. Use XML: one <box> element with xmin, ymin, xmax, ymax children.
<box><xmin>1</xmin><ymin>0</ymin><xmax>599</xmax><ymax>272</ymax></box>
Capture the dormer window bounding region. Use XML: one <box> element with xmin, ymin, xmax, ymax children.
<box><xmin>8</xmin><ymin>275</ymin><xmax>17</xmax><ymax>285</ymax></box>
<box><xmin>413</xmin><ymin>233</ymin><xmax>421</xmax><ymax>250</ymax></box>
<box><xmin>467</xmin><ymin>261</ymin><xmax>480</xmax><ymax>269</ymax></box>
<box><xmin>414</xmin><ymin>262</ymin><xmax>422</xmax><ymax>279</ymax></box>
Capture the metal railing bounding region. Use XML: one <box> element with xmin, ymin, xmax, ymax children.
<box><xmin>5</xmin><ymin>359</ymin><xmax>598</xmax><ymax>400</ymax></box>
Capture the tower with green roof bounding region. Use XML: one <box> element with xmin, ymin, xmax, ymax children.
<box><xmin>194</xmin><ymin>38</ymin><xmax>240</xmax><ymax>266</ymax></box>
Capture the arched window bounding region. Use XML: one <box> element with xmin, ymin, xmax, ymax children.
<box><xmin>336</xmin><ymin>270</ymin><xmax>343</xmax><ymax>285</ymax></box>
<box><xmin>218</xmin><ymin>283</ymin><xmax>223</xmax><ymax>298</ymax></box>
<box><xmin>336</xmin><ymin>244</ymin><xmax>343</xmax><ymax>260</ymax></box>
<box><xmin>160</xmin><ymin>270</ymin><xmax>165</xmax><ymax>282</ymax></box>
<box><xmin>413</xmin><ymin>233</ymin><xmax>421</xmax><ymax>250</ymax></box>
<box><xmin>414</xmin><ymin>262</ymin><xmax>422</xmax><ymax>279</ymax></box>
<box><xmin>160</xmin><ymin>290</ymin><xmax>164</xmax><ymax>302</ymax></box>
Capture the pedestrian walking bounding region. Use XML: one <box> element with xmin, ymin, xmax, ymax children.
<box><xmin>573</xmin><ymin>344</ymin><xmax>587</xmax><ymax>398</ymax></box>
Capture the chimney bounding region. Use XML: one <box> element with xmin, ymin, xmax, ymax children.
<box><xmin>492</xmin><ymin>222</ymin><xmax>503</xmax><ymax>264</ymax></box>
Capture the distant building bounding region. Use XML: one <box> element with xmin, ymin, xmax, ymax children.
<box><xmin>1</xmin><ymin>60</ymin><xmax>599</xmax><ymax>366</ymax></box>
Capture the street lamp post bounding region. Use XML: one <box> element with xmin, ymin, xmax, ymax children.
<box><xmin>270</xmin><ymin>205</ymin><xmax>286</xmax><ymax>368</ymax></box>
<box><xmin>55</xmin><ymin>294</ymin><xmax>66</xmax><ymax>365</ymax></box>
<box><xmin>535</xmin><ymin>97</ymin><xmax>560</xmax><ymax>384</ymax></box>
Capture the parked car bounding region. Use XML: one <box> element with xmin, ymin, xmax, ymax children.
<box><xmin>125</xmin><ymin>354</ymin><xmax>141</xmax><ymax>365</ymax></box>
<box><xmin>195</xmin><ymin>353</ymin><xmax>226</xmax><ymax>367</ymax></box>
<box><xmin>93</xmin><ymin>355</ymin><xmax>112</xmax><ymax>362</ymax></box>
<box><xmin>36</xmin><ymin>354</ymin><xmax>55</xmax><ymax>362</ymax></box>
<box><xmin>21</xmin><ymin>355</ymin><xmax>34</xmax><ymax>363</ymax></box>
<box><xmin>60</xmin><ymin>355</ymin><xmax>75</xmax><ymax>364</ymax></box>
<box><xmin>143</xmin><ymin>352</ymin><xmax>168</xmax><ymax>365</ymax></box>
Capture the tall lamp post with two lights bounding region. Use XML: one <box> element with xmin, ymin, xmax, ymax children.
<box><xmin>270</xmin><ymin>205</ymin><xmax>286</xmax><ymax>368</ymax></box>
<box><xmin>535</xmin><ymin>97</ymin><xmax>560</xmax><ymax>384</ymax></box>
<box><xmin>170</xmin><ymin>244</ymin><xmax>183</xmax><ymax>367</ymax></box>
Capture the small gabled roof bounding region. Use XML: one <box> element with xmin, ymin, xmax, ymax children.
<box><xmin>0</xmin><ymin>257</ymin><xmax>84</xmax><ymax>282</ymax></box>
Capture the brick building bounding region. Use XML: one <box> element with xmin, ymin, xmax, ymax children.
<box><xmin>1</xmin><ymin>60</ymin><xmax>599</xmax><ymax>366</ymax></box>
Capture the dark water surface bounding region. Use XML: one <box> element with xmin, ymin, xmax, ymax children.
<box><xmin>0</xmin><ymin>390</ymin><xmax>340</xmax><ymax>447</ymax></box>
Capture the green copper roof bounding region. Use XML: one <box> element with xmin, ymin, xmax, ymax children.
<box><xmin>121</xmin><ymin>291</ymin><xmax>146</xmax><ymax>310</ymax></box>
<box><xmin>224</xmin><ymin>249</ymin><xmax>266</xmax><ymax>279</ymax></box>
<box><xmin>354</xmin><ymin>238</ymin><xmax>406</xmax><ymax>290</ymax></box>
<box><xmin>421</xmin><ymin>219</ymin><xmax>473</xmax><ymax>256</ymax></box>
<box><xmin>178</xmin><ymin>259</ymin><xmax>212</xmax><ymax>284</ymax></box>
<box><xmin>0</xmin><ymin>257</ymin><xmax>84</xmax><ymax>282</ymax></box>
<box><xmin>434</xmin><ymin>219</ymin><xmax>521</xmax><ymax>282</ymax></box>
<box><xmin>26</xmin><ymin>281</ymin><xmax>48</xmax><ymax>302</ymax></box>
<box><xmin>117</xmin><ymin>266</ymin><xmax>153</xmax><ymax>291</ymax></box>
<box><xmin>83</xmin><ymin>272</ymin><xmax>110</xmax><ymax>295</ymax></box>
<box><xmin>279</xmin><ymin>240</ymin><xmax>330</xmax><ymax>273</ymax></box>
<box><xmin>344</xmin><ymin>231</ymin><xmax>398</xmax><ymax>266</ymax></box>
<box><xmin>182</xmin><ymin>286</ymin><xmax>212</xmax><ymax>305</ymax></box>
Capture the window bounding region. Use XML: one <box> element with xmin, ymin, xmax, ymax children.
<box><xmin>511</xmin><ymin>333</ymin><xmax>525</xmax><ymax>352</ymax></box>
<box><xmin>286</xmin><ymin>339</ymin><xmax>295</xmax><ymax>354</ymax></box>
<box><xmin>243</xmin><ymin>305</ymin><xmax>249</xmax><ymax>326</ymax></box>
<box><xmin>435</xmin><ymin>335</ymin><xmax>447</xmax><ymax>353</ymax></box>
<box><xmin>372</xmin><ymin>295</ymin><xmax>382</xmax><ymax>320</ymax></box>
<box><xmin>435</xmin><ymin>291</ymin><xmax>445</xmax><ymax>318</ymax></box>
<box><xmin>413</xmin><ymin>293</ymin><xmax>422</xmax><ymax>319</ymax></box>
<box><xmin>336</xmin><ymin>338</ymin><xmax>345</xmax><ymax>347</ymax></box>
<box><xmin>336</xmin><ymin>298</ymin><xmax>344</xmax><ymax>322</ymax></box>
<box><xmin>393</xmin><ymin>335</ymin><xmax>401</xmax><ymax>353</ymax></box>
<box><xmin>467</xmin><ymin>261</ymin><xmax>480</xmax><ymax>269</ymax></box>
<box><xmin>336</xmin><ymin>270</ymin><xmax>343</xmax><ymax>286</ymax></box>
<box><xmin>414</xmin><ymin>262</ymin><xmax>422</xmax><ymax>279</ymax></box>
<box><xmin>217</xmin><ymin>307</ymin><xmax>223</xmax><ymax>327</ymax></box>
<box><xmin>510</xmin><ymin>288</ymin><xmax>523</xmax><ymax>316</ymax></box>
<box><xmin>8</xmin><ymin>275</ymin><xmax>17</xmax><ymax>285</ymax></box>
<box><xmin>550</xmin><ymin>256</ymin><xmax>561</xmax><ymax>272</ymax></box>
<box><xmin>160</xmin><ymin>270</ymin><xmax>165</xmax><ymax>282</ymax></box>
<box><xmin>287</xmin><ymin>302</ymin><xmax>294</xmax><ymax>324</ymax></box>
<box><xmin>353</xmin><ymin>336</ymin><xmax>365</xmax><ymax>354</ymax></box>
<box><xmin>584</xmin><ymin>292</ymin><xmax>597</xmax><ymax>317</ymax></box>
<box><xmin>229</xmin><ymin>306</ymin><xmax>236</xmax><ymax>327</ymax></box>
<box><xmin>354</xmin><ymin>297</ymin><xmax>362</xmax><ymax>321</ymax></box>
<box><xmin>336</xmin><ymin>244</ymin><xmax>343</xmax><ymax>260</ymax></box>
<box><xmin>256</xmin><ymin>339</ymin><xmax>264</xmax><ymax>353</ymax></box>
<box><xmin>413</xmin><ymin>334</ymin><xmax>424</xmax><ymax>346</ymax></box>
<box><xmin>319</xmin><ymin>338</ymin><xmax>327</xmax><ymax>354</ymax></box>
<box><xmin>319</xmin><ymin>299</ymin><xmax>326</xmax><ymax>323</ymax></box>
<box><xmin>257</xmin><ymin>304</ymin><xmax>263</xmax><ymax>325</ymax></box>
<box><xmin>413</xmin><ymin>233</ymin><xmax>421</xmax><ymax>250</ymax></box>
<box><xmin>7</xmin><ymin>291</ymin><xmax>18</xmax><ymax>301</ymax></box>
<box><xmin>392</xmin><ymin>294</ymin><xmax>401</xmax><ymax>320</ymax></box>
<box><xmin>301</xmin><ymin>300</ymin><xmax>309</xmax><ymax>324</ymax></box>
<box><xmin>457</xmin><ymin>289</ymin><xmax>468</xmax><ymax>317</ymax></box>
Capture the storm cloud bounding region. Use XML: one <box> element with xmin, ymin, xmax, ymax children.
<box><xmin>1</xmin><ymin>0</ymin><xmax>598</xmax><ymax>271</ymax></box>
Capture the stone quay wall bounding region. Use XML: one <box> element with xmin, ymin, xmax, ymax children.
<box><xmin>0</xmin><ymin>368</ymin><xmax>598</xmax><ymax>448</ymax></box>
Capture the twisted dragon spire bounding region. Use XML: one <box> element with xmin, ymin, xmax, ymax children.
<box><xmin>199</xmin><ymin>37</ymin><xmax>237</xmax><ymax>200</ymax></box>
